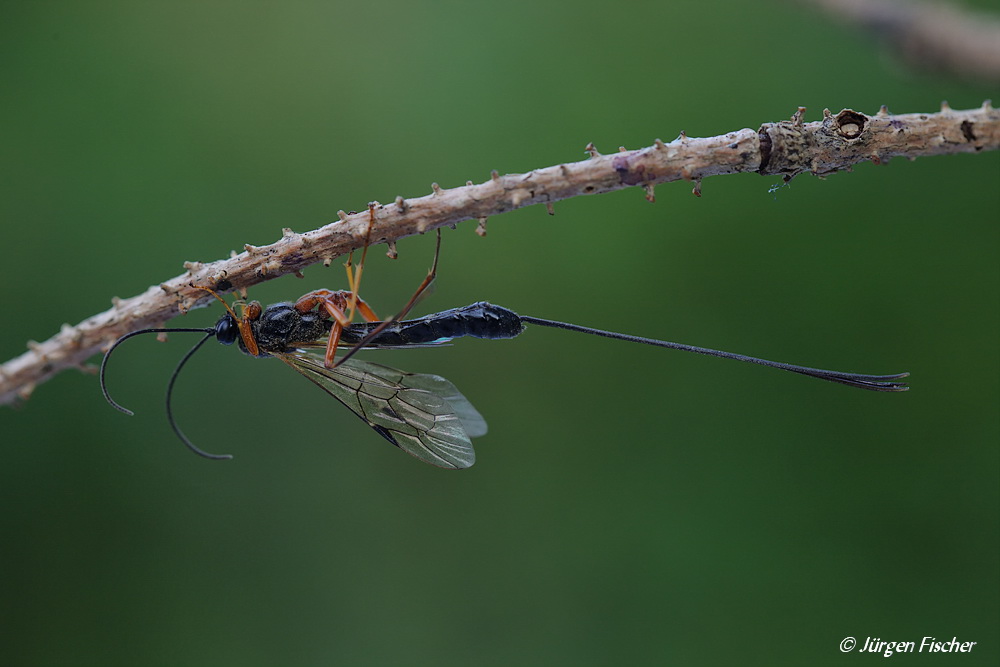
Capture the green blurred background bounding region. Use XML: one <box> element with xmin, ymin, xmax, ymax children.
<box><xmin>2</xmin><ymin>1</ymin><xmax>997</xmax><ymax>665</ymax></box>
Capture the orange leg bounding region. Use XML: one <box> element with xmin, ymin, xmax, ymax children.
<box><xmin>344</xmin><ymin>203</ymin><xmax>378</xmax><ymax>321</ymax></box>
<box><xmin>293</xmin><ymin>289</ymin><xmax>380</xmax><ymax>367</ymax></box>
<box><xmin>333</xmin><ymin>229</ymin><xmax>442</xmax><ymax>368</ymax></box>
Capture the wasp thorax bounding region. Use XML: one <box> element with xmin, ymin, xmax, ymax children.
<box><xmin>249</xmin><ymin>302</ymin><xmax>330</xmax><ymax>355</ymax></box>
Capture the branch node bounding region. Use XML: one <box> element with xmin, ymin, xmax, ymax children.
<box><xmin>832</xmin><ymin>109</ymin><xmax>868</xmax><ymax>140</ymax></box>
<box><xmin>60</xmin><ymin>323</ymin><xmax>83</xmax><ymax>346</ymax></box>
<box><xmin>259</xmin><ymin>259</ymin><xmax>283</xmax><ymax>276</ymax></box>
<box><xmin>475</xmin><ymin>217</ymin><xmax>488</xmax><ymax>237</ymax></box>
<box><xmin>17</xmin><ymin>382</ymin><xmax>35</xmax><ymax>401</ymax></box>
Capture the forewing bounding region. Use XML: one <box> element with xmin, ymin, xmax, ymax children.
<box><xmin>277</xmin><ymin>352</ymin><xmax>483</xmax><ymax>469</ymax></box>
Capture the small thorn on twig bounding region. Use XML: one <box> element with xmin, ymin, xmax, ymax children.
<box><xmin>644</xmin><ymin>184</ymin><xmax>656</xmax><ymax>203</ymax></box>
<box><xmin>281</xmin><ymin>227</ymin><xmax>296</xmax><ymax>238</ymax></box>
<box><xmin>691</xmin><ymin>180</ymin><xmax>702</xmax><ymax>198</ymax></box>
<box><xmin>111</xmin><ymin>296</ymin><xmax>124</xmax><ymax>308</ymax></box>
<box><xmin>545</xmin><ymin>202</ymin><xmax>555</xmax><ymax>215</ymax></box>
<box><xmin>792</xmin><ymin>107</ymin><xmax>806</xmax><ymax>126</ymax></box>
<box><xmin>159</xmin><ymin>283</ymin><xmax>173</xmax><ymax>293</ymax></box>
<box><xmin>336</xmin><ymin>210</ymin><xmax>348</xmax><ymax>221</ymax></box>
<box><xmin>654</xmin><ymin>138</ymin><xmax>666</xmax><ymax>149</ymax></box>
<box><xmin>982</xmin><ymin>99</ymin><xmax>993</xmax><ymax>110</ymax></box>
<box><xmin>243</xmin><ymin>244</ymin><xmax>264</xmax><ymax>256</ymax></box>
<box><xmin>395</xmin><ymin>195</ymin><xmax>408</xmax><ymax>213</ymax></box>
<box><xmin>17</xmin><ymin>382</ymin><xmax>36</xmax><ymax>401</ymax></box>
<box><xmin>940</xmin><ymin>100</ymin><xmax>952</xmax><ymax>112</ymax></box>
<box><xmin>293</xmin><ymin>270</ymin><xmax>305</xmax><ymax>279</ymax></box>
<box><xmin>490</xmin><ymin>169</ymin><xmax>500</xmax><ymax>181</ymax></box>
<box><xmin>431</xmin><ymin>182</ymin><xmax>442</xmax><ymax>195</ymax></box>
<box><xmin>822</xmin><ymin>108</ymin><xmax>833</xmax><ymax>120</ymax></box>
<box><xmin>229</xmin><ymin>250</ymin><xmax>238</xmax><ymax>259</ymax></box>
<box><xmin>676</xmin><ymin>130</ymin><xmax>687</xmax><ymax>142</ymax></box>
<box><xmin>618</xmin><ymin>146</ymin><xmax>627</xmax><ymax>153</ymax></box>
<box><xmin>60</xmin><ymin>324</ymin><xmax>83</xmax><ymax>346</ymax></box>
<box><xmin>465</xmin><ymin>180</ymin><xmax>474</xmax><ymax>186</ymax></box>
<box><xmin>475</xmin><ymin>217</ymin><xmax>488</xmax><ymax>237</ymax></box>
<box><xmin>870</xmin><ymin>153</ymin><xmax>882</xmax><ymax>166</ymax></box>
<box><xmin>876</xmin><ymin>105</ymin><xmax>890</xmax><ymax>118</ymax></box>
<box><xmin>183</xmin><ymin>260</ymin><xmax>204</xmax><ymax>272</ymax></box>
<box><xmin>584</xmin><ymin>142</ymin><xmax>601</xmax><ymax>158</ymax></box>
<box><xmin>386</xmin><ymin>240</ymin><xmax>398</xmax><ymax>259</ymax></box>
<box><xmin>322</xmin><ymin>256</ymin><xmax>333</xmax><ymax>267</ymax></box>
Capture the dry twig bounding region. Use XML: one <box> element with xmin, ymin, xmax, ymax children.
<box><xmin>799</xmin><ymin>0</ymin><xmax>1000</xmax><ymax>84</ymax></box>
<box><xmin>1</xmin><ymin>103</ymin><xmax>997</xmax><ymax>407</ymax></box>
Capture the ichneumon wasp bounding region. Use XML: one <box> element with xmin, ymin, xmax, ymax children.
<box><xmin>101</xmin><ymin>205</ymin><xmax>909</xmax><ymax>469</ymax></box>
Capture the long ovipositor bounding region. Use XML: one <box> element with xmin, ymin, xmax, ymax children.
<box><xmin>340</xmin><ymin>302</ymin><xmax>909</xmax><ymax>392</ymax></box>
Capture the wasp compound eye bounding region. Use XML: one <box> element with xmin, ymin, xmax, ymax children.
<box><xmin>215</xmin><ymin>315</ymin><xmax>239</xmax><ymax>345</ymax></box>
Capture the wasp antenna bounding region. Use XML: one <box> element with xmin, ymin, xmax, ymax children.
<box><xmin>165</xmin><ymin>333</ymin><xmax>233</xmax><ymax>460</ymax></box>
<box><xmin>191</xmin><ymin>285</ymin><xmax>242</xmax><ymax>324</ymax></box>
<box><xmin>101</xmin><ymin>327</ymin><xmax>216</xmax><ymax>415</ymax></box>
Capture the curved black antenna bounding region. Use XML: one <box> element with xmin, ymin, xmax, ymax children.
<box><xmin>100</xmin><ymin>327</ymin><xmax>216</xmax><ymax>414</ymax></box>
<box><xmin>519</xmin><ymin>315</ymin><xmax>909</xmax><ymax>392</ymax></box>
<box><xmin>165</xmin><ymin>333</ymin><xmax>233</xmax><ymax>460</ymax></box>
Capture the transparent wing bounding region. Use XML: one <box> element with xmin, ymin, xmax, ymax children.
<box><xmin>276</xmin><ymin>351</ymin><xmax>486</xmax><ymax>469</ymax></box>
